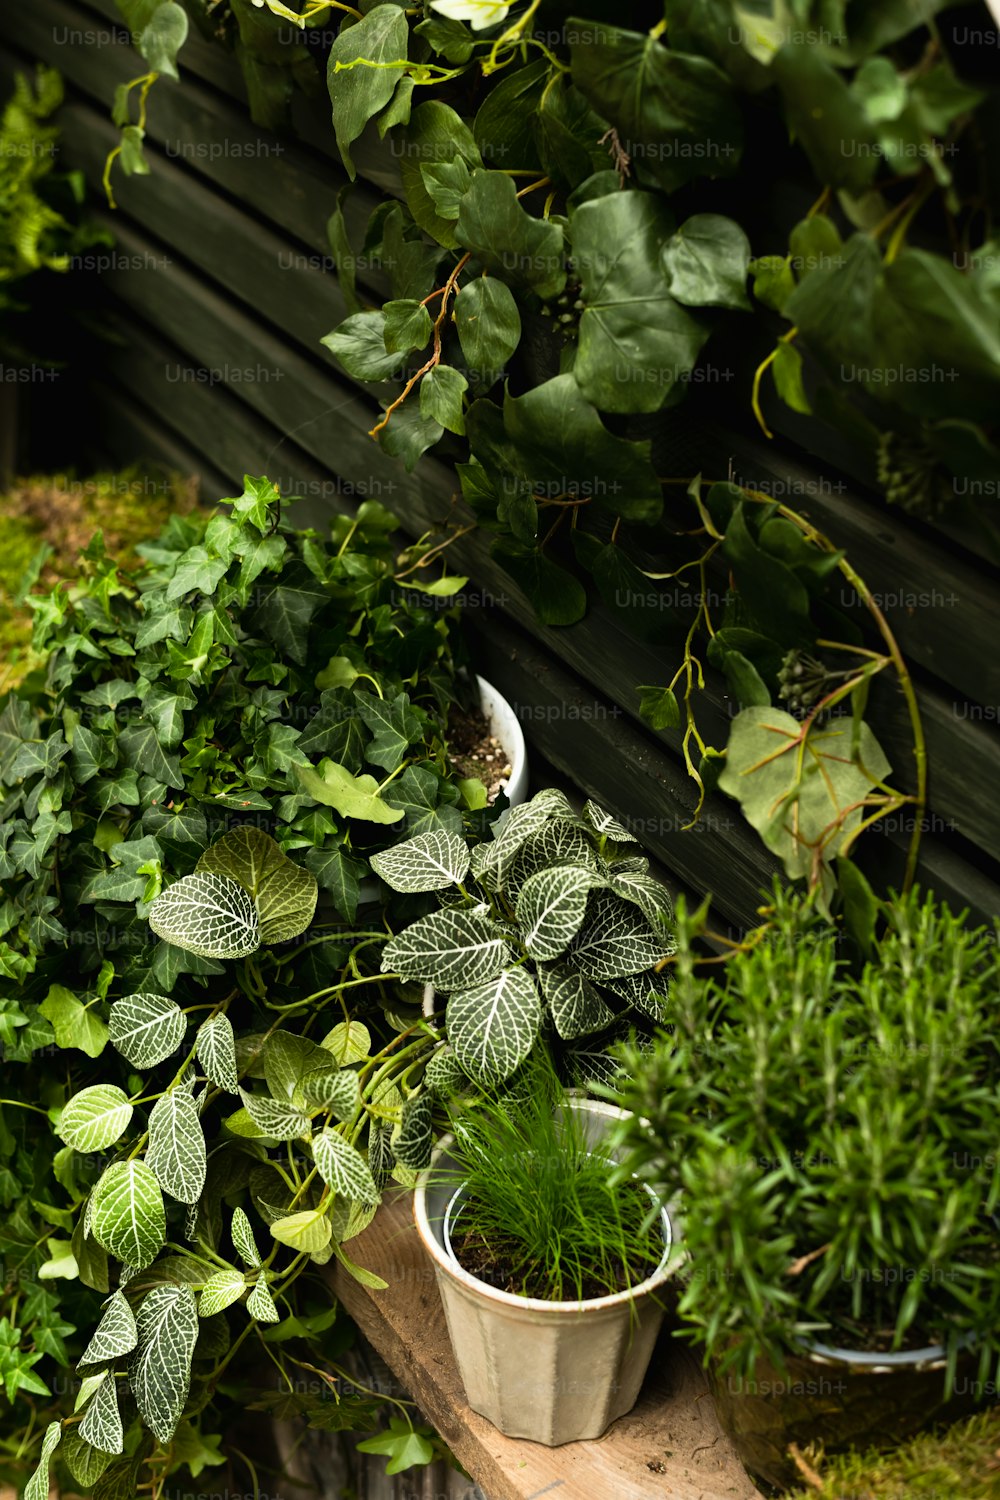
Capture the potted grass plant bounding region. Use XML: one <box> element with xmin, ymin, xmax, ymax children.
<box><xmin>611</xmin><ymin>883</ymin><xmax>1000</xmax><ymax>1490</ymax></box>
<box><xmin>413</xmin><ymin>1048</ymin><xmax>677</xmax><ymax>1445</ymax></box>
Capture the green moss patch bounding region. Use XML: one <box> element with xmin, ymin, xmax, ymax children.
<box><xmin>786</xmin><ymin>1406</ymin><xmax>1000</xmax><ymax>1498</ymax></box>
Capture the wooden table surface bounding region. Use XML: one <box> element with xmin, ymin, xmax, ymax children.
<box><xmin>327</xmin><ymin>1193</ymin><xmax>761</xmax><ymax>1500</ymax></box>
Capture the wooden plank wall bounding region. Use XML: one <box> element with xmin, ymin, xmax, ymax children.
<box><xmin>3</xmin><ymin>0</ymin><xmax>999</xmax><ymax>931</ymax></box>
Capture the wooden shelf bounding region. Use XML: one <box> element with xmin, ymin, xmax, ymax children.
<box><xmin>327</xmin><ymin>1194</ymin><xmax>760</xmax><ymax>1500</ymax></box>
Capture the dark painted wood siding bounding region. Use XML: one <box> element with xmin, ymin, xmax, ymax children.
<box><xmin>3</xmin><ymin>0</ymin><xmax>999</xmax><ymax>929</ymax></box>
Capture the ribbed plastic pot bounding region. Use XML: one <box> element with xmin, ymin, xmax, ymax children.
<box><xmin>413</xmin><ymin>1098</ymin><xmax>678</xmax><ymax>1446</ymax></box>
<box><xmin>707</xmin><ymin>1336</ymin><xmax>986</xmax><ymax>1490</ymax></box>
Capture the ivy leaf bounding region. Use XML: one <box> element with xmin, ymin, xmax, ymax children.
<box><xmin>771</xmin><ymin>43</ymin><xmax>879</xmax><ymax>195</ymax></box>
<box><xmin>270</xmin><ymin>1209</ymin><xmax>332</xmax><ymax>1255</ymax></box>
<box><xmin>296</xmin><ymin>760</ymin><xmax>405</xmax><ymax>824</ymax></box>
<box><xmin>398</xmin><ymin>101</ymin><xmax>483</xmax><ymax>248</ymax></box>
<box><xmin>570</xmin><ymin>22</ymin><xmax>742</xmax><ymax>190</ymax></box>
<box><xmin>148</xmin><ymin>873</ymin><xmax>261</xmax><ymax>959</ymax></box>
<box><xmin>490</xmin><ymin>539</ymin><xmax>588</xmax><ymax>627</ymax></box>
<box><xmin>24</xmin><ymin>1421</ymin><xmax>61</xmax><ymax>1500</ymax></box>
<box><xmin>197</xmin><ymin>827</ymin><xmax>318</xmax><ymax>944</ymax></box>
<box><xmin>383</xmin><ymin>298</ymin><xmax>433</xmax><ymax>354</ymax></box>
<box><xmin>447</xmin><ymin>968</ymin><xmax>543</xmax><ymax>1084</ymax></box>
<box><xmin>246</xmin><ymin>1272</ymin><xmax>280</xmax><ymax>1323</ymax></box>
<box><xmin>536</xmin><ymin>962</ymin><xmax>614</xmax><ymax>1039</ymax></box>
<box><xmin>198</xmin><ymin>1269</ymin><xmax>247</xmax><ymax>1317</ymax></box>
<box><xmin>77</xmin><ymin>1291</ymin><xmax>137</xmax><ymax>1368</ymax></box>
<box><xmin>79</xmin><ymin>1370</ymin><xmax>124</xmax><ymax>1455</ymax></box>
<box><xmin>772</xmin><ymin>341</ymin><xmax>811</xmax><ymax>414</ymax></box>
<box><xmin>356</xmin><ymin>1416</ymin><xmax>435</xmax><ymax>1475</ymax></box>
<box><xmin>119</xmin><ymin>723</ymin><xmax>183</xmax><ymax>790</ymax></box>
<box><xmin>638</xmin><ymin>685</ymin><xmax>681</xmax><ymax>731</ymax></box>
<box><xmin>11</xmin><ymin>730</ymin><xmax>70</xmax><ymax>780</ymax></box>
<box><xmin>196</xmin><ymin>1014</ymin><xmax>240</xmax><ymax>1094</ymax></box>
<box><xmin>39</xmin><ymin>985</ymin><xmax>108</xmax><ymax>1059</ymax></box>
<box><xmin>454</xmin><ymin>276</ymin><xmax>521</xmax><ymax>385</ymax></box>
<box><xmin>108</xmin><ymin>993</ymin><xmax>186</xmax><ymax>1069</ymax></box>
<box><xmin>572</xmin><ymin>191</ymin><xmax>711</xmax><ymax>413</ymax></box>
<box><xmin>355</xmin><ymin>691</ymin><xmax>423</xmax><ymax>773</ymax></box>
<box><xmin>137</xmin><ymin>0</ymin><xmax>188</xmax><ymax>79</ymax></box>
<box><xmin>313</xmin><ymin>1128</ymin><xmax>380</xmax><ymax>1205</ymax></box>
<box><xmin>718</xmin><ymin>707</ymin><xmax>892</xmax><ymax>893</ymax></box>
<box><xmin>231</xmin><ymin>1207</ymin><xmax>261</xmax><ymax>1269</ymax></box>
<box><xmin>382</xmin><ymin>907</ymin><xmax>507</xmax><ymax>989</ymax></box>
<box><xmin>130</xmin><ymin>1283</ymin><xmax>199</xmax><ymax>1444</ymax></box>
<box><xmin>322</xmin><ymin>311</ymin><xmax>408</xmax><ymax>382</ymax></box>
<box><xmin>147</xmin><ymin>1090</ymin><xmax>207</xmax><ymax>1205</ymax></box>
<box><xmin>304</xmin><ymin>845</ymin><xmax>364</xmax><ymax>923</ymax></box>
<box><xmin>420</xmin><ymin>156</ymin><xmax>473</xmax><ymax>218</ymax></box>
<box><xmin>662</xmin><ymin>213</ymin><xmax>751</xmax><ymax>310</ymax></box>
<box><xmin>251</xmin><ymin>568</ymin><xmax>329</xmax><ymax>666</ymax></box>
<box><xmin>370</xmin><ymin>830</ymin><xmax>470</xmax><ymax>892</ymax></box>
<box><xmin>58</xmin><ymin>1086</ymin><xmax>134</xmax><ymax>1154</ymax></box>
<box><xmin>517</xmin><ymin>865</ymin><xmax>604</xmax><ymax>961</ymax></box>
<box><xmin>381</xmin><ymin>764</ymin><xmax>462</xmax><ymax>837</ymax></box>
<box><xmin>327</xmin><ymin>4</ymin><xmax>409</xmax><ymax>178</ymax></box>
<box><xmin>420</xmin><ymin>364</ymin><xmax>467</xmax><ymax>435</ymax></box>
<box><xmin>91</xmin><ymin>1162</ymin><xmax>166</xmax><ymax>1270</ymax></box>
<box><xmin>455</xmin><ymin>171</ymin><xmax>566</xmax><ymax>299</ymax></box>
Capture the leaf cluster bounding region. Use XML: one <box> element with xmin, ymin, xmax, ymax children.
<box><xmin>376</xmin><ymin>789</ymin><xmax>676</xmax><ymax>1087</ymax></box>
<box><xmin>612</xmin><ymin>884</ymin><xmax>1000</xmax><ymax>1385</ymax></box>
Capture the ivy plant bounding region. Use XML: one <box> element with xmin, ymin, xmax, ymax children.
<box><xmin>375</xmin><ymin>788</ymin><xmax>676</xmax><ymax>1087</ymax></box>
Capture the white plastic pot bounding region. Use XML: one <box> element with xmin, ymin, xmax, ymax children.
<box><xmin>474</xmin><ymin>674</ymin><xmax>527</xmax><ymax>807</ymax></box>
<box><xmin>413</xmin><ymin>1098</ymin><xmax>678</xmax><ymax>1446</ymax></box>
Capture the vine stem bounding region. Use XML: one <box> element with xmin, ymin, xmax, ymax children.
<box><xmin>370</xmin><ymin>253</ymin><xmax>471</xmax><ymax>438</ymax></box>
<box><xmin>743</xmin><ymin>488</ymin><xmax>927</xmax><ymax>890</ymax></box>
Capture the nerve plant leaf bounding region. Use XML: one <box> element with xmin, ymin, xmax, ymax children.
<box><xmin>130</xmin><ymin>1283</ymin><xmax>199</xmax><ymax>1445</ymax></box>
<box><xmin>382</xmin><ymin>907</ymin><xmax>507</xmax><ymax>989</ymax></box>
<box><xmin>270</xmin><ymin>1208</ymin><xmax>332</xmax><ymax>1254</ymax></box>
<box><xmin>198</xmin><ymin>1269</ymin><xmax>247</xmax><ymax>1317</ymax></box>
<box><xmin>148</xmin><ymin>872</ymin><xmax>261</xmax><ymax>959</ymax></box>
<box><xmin>58</xmin><ymin>1085</ymin><xmax>133</xmax><ymax>1154</ymax></box>
<box><xmin>78</xmin><ymin>1291</ymin><xmax>137</xmax><ymax>1368</ymax></box>
<box><xmin>24</xmin><ymin>1421</ymin><xmax>61</xmax><ymax>1500</ymax></box>
<box><xmin>79</xmin><ymin>1370</ymin><xmax>123</xmax><ymax>1455</ymax></box>
<box><xmin>569</xmin><ymin>890</ymin><xmax>672</xmax><ymax>980</ymax></box>
<box><xmin>313</xmin><ymin>1128</ymin><xmax>380</xmax><ymax>1204</ymax></box>
<box><xmin>370</xmin><ymin>829</ymin><xmax>471</xmax><ymax>892</ymax></box>
<box><xmin>238</xmin><ymin>1090</ymin><xmax>311</xmax><ymax>1141</ymax></box>
<box><xmin>195</xmin><ymin>1013</ymin><xmax>240</xmax><ymax>1093</ymax></box>
<box><xmin>536</xmin><ymin>962</ymin><xmax>614</xmax><ymax>1039</ymax></box>
<box><xmin>197</xmin><ymin>827</ymin><xmax>317</xmax><ymax>944</ymax></box>
<box><xmin>447</xmin><ymin>967</ymin><xmax>543</xmax><ymax>1084</ymax></box>
<box><xmin>108</xmin><ymin>992</ymin><xmax>186</xmax><ymax>1068</ymax></box>
<box><xmin>231</xmin><ymin>1207</ymin><xmax>261</xmax><ymax>1269</ymax></box>
<box><xmin>246</xmin><ymin>1272</ymin><xmax>280</xmax><ymax>1323</ymax></box>
<box><xmin>146</xmin><ymin>1090</ymin><xmax>208</xmax><ymax>1205</ymax></box>
<box><xmin>91</xmin><ymin>1162</ymin><xmax>166</xmax><ymax>1271</ymax></box>
<box><xmin>516</xmin><ymin>864</ymin><xmax>603</xmax><ymax>961</ymax></box>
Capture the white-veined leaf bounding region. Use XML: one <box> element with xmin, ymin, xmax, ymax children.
<box><xmin>61</xmin><ymin>1428</ymin><xmax>113</xmax><ymax>1487</ymax></box>
<box><xmin>238</xmin><ymin>1089</ymin><xmax>311</xmax><ymax>1141</ymax></box>
<box><xmin>583</xmin><ymin>800</ymin><xmax>637</xmax><ymax>842</ymax></box>
<box><xmin>491</xmin><ymin>791</ymin><xmax>578</xmax><ymax>885</ymax></box>
<box><xmin>505</xmin><ymin>820</ymin><xmax>599</xmax><ymax>889</ymax></box>
<box><xmin>146</xmin><ymin>1090</ymin><xmax>207</xmax><ymax>1204</ymax></box>
<box><xmin>320</xmin><ymin>1020</ymin><xmax>371</xmax><ymax>1064</ymax></box>
<box><xmin>262</xmin><ymin>1029</ymin><xmax>331</xmax><ymax>1102</ymax></box>
<box><xmin>58</xmin><ymin>1086</ymin><xmax>133</xmax><ymax>1153</ymax></box>
<box><xmin>195</xmin><ymin>1013</ymin><xmax>239</xmax><ymax>1093</ymax></box>
<box><xmin>610</xmin><ymin>869</ymin><xmax>675</xmax><ymax>930</ymax></box>
<box><xmin>569</xmin><ymin>890</ymin><xmax>671</xmax><ymax>980</ymax></box>
<box><xmin>148</xmin><ymin>872</ymin><xmax>260</xmax><ymax>959</ymax></box>
<box><xmin>108</xmin><ymin>993</ymin><xmax>186</xmax><ymax>1069</ymax></box>
<box><xmin>423</xmin><ymin>1045</ymin><xmax>467</xmax><ymax>1098</ymax></box>
<box><xmin>198</xmin><ymin>826</ymin><xmax>317</xmax><ymax>944</ymax></box>
<box><xmin>370</xmin><ymin>830</ymin><xmax>470</xmax><ymax>892</ymax></box>
<box><xmin>516</xmin><ymin>864</ymin><xmax>603</xmax><ymax>961</ymax></box>
<box><xmin>77</xmin><ymin>1290</ymin><xmax>137</xmax><ymax>1368</ymax></box>
<box><xmin>79</xmin><ymin>1370</ymin><xmax>123</xmax><ymax>1455</ymax></box>
<box><xmin>246</xmin><ymin>1271</ymin><xmax>279</xmax><ymax>1323</ymax></box>
<box><xmin>130</xmin><ymin>1283</ymin><xmax>199</xmax><ymax>1444</ymax></box>
<box><xmin>537</xmin><ymin>962</ymin><xmax>615</xmax><ymax>1039</ymax></box>
<box><xmin>231</xmin><ymin>1207</ymin><xmax>261</xmax><ymax>1269</ymax></box>
<box><xmin>447</xmin><ymin>968</ymin><xmax>543</xmax><ymax>1084</ymax></box>
<box><xmin>300</xmin><ymin>1065</ymin><xmax>360</xmax><ymax>1120</ymax></box>
<box><xmin>368</xmin><ymin>1119</ymin><xmax>395</xmax><ymax>1192</ymax></box>
<box><xmin>91</xmin><ymin>1162</ymin><xmax>165</xmax><ymax>1270</ymax></box>
<box><xmin>606</xmin><ymin>969</ymin><xmax>670</xmax><ymax>1021</ymax></box>
<box><xmin>75</xmin><ymin>1372</ymin><xmax>106</xmax><ymax>1412</ymax></box>
<box><xmin>198</xmin><ymin>1268</ymin><xmax>247</xmax><ymax>1316</ymax></box>
<box><xmin>270</xmin><ymin>1208</ymin><xmax>332</xmax><ymax>1254</ymax></box>
<box><xmin>382</xmin><ymin>907</ymin><xmax>507</xmax><ymax>989</ymax></box>
<box><xmin>313</xmin><ymin>1128</ymin><xmax>380</xmax><ymax>1204</ymax></box>
<box><xmin>391</xmin><ymin>1092</ymin><xmax>433</xmax><ymax>1170</ymax></box>
<box><xmin>24</xmin><ymin>1421</ymin><xmax>61</xmax><ymax>1500</ymax></box>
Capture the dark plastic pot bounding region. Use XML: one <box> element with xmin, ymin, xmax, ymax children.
<box><xmin>707</xmin><ymin>1337</ymin><xmax>985</xmax><ymax>1491</ymax></box>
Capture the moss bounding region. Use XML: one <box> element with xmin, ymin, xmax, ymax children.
<box><xmin>0</xmin><ymin>467</ymin><xmax>198</xmax><ymax>688</ymax></box>
<box><xmin>785</xmin><ymin>1406</ymin><xmax>1000</xmax><ymax>1498</ymax></box>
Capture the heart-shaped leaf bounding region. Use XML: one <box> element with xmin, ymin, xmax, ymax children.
<box><xmin>146</xmin><ymin>1090</ymin><xmax>207</xmax><ymax>1205</ymax></box>
<box><xmin>313</xmin><ymin>1128</ymin><xmax>380</xmax><ymax>1204</ymax></box>
<box><xmin>148</xmin><ymin>873</ymin><xmax>261</xmax><ymax>959</ymax></box>
<box><xmin>516</xmin><ymin>864</ymin><xmax>603</xmax><ymax>961</ymax></box>
<box><xmin>198</xmin><ymin>1269</ymin><xmax>247</xmax><ymax>1317</ymax></box>
<box><xmin>198</xmin><ymin>827</ymin><xmax>317</xmax><ymax>945</ymax></box>
<box><xmin>382</xmin><ymin>907</ymin><xmax>508</xmax><ymax>989</ymax></box>
<box><xmin>370</xmin><ymin>830</ymin><xmax>471</xmax><ymax>892</ymax></box>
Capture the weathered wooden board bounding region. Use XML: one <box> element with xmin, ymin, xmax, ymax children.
<box><xmin>327</xmin><ymin>1194</ymin><xmax>761</xmax><ymax>1500</ymax></box>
